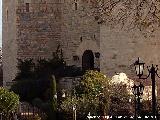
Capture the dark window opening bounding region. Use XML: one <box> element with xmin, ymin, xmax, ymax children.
<box><xmin>95</xmin><ymin>52</ymin><xmax>100</xmax><ymax>58</ymax></box>
<box><xmin>75</xmin><ymin>2</ymin><xmax>78</xmax><ymax>10</ymax></box>
<box><xmin>80</xmin><ymin>36</ymin><xmax>82</xmax><ymax>42</ymax></box>
<box><xmin>73</xmin><ymin>56</ymin><xmax>79</xmax><ymax>61</ymax></box>
<box><xmin>6</xmin><ymin>10</ymin><xmax>8</xmax><ymax>20</ymax></box>
<box><xmin>82</xmin><ymin>50</ymin><xmax>94</xmax><ymax>71</ymax></box>
<box><xmin>74</xmin><ymin>0</ymin><xmax>78</xmax><ymax>10</ymax></box>
<box><xmin>26</xmin><ymin>3</ymin><xmax>30</xmax><ymax>12</ymax></box>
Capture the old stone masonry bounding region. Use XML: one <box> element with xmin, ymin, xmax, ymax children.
<box><xmin>3</xmin><ymin>0</ymin><xmax>160</xmax><ymax>95</ymax></box>
<box><xmin>3</xmin><ymin>0</ymin><xmax>100</xmax><ymax>86</ymax></box>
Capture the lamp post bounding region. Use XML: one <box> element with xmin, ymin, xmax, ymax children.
<box><xmin>134</xmin><ymin>57</ymin><xmax>160</xmax><ymax>120</ymax></box>
<box><xmin>132</xmin><ymin>82</ymin><xmax>144</xmax><ymax>120</ymax></box>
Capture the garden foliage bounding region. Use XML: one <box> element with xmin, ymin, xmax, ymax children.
<box><xmin>61</xmin><ymin>70</ymin><xmax>133</xmax><ymax>119</ymax></box>
<box><xmin>0</xmin><ymin>87</ymin><xmax>19</xmax><ymax>119</ymax></box>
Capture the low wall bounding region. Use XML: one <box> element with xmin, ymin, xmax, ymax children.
<box><xmin>58</xmin><ymin>76</ymin><xmax>82</xmax><ymax>91</ymax></box>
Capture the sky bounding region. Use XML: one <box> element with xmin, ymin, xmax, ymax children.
<box><xmin>0</xmin><ymin>0</ymin><xmax>2</xmax><ymax>47</ymax></box>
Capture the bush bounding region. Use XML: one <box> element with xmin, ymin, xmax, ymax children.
<box><xmin>16</xmin><ymin>59</ymin><xmax>35</xmax><ymax>80</ymax></box>
<box><xmin>11</xmin><ymin>79</ymin><xmax>50</xmax><ymax>102</ymax></box>
<box><xmin>61</xmin><ymin>70</ymin><xmax>111</xmax><ymax>119</ymax></box>
<box><xmin>61</xmin><ymin>70</ymin><xmax>133</xmax><ymax>119</ymax></box>
<box><xmin>0</xmin><ymin>87</ymin><xmax>19</xmax><ymax>119</ymax></box>
<box><xmin>11</xmin><ymin>46</ymin><xmax>65</xmax><ymax>102</ymax></box>
<box><xmin>11</xmin><ymin>46</ymin><xmax>84</xmax><ymax>120</ymax></box>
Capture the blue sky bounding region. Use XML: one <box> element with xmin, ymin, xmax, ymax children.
<box><xmin>0</xmin><ymin>0</ymin><xmax>2</xmax><ymax>47</ymax></box>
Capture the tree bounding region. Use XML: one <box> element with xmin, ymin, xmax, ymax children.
<box><xmin>61</xmin><ymin>70</ymin><xmax>111</xmax><ymax>119</ymax></box>
<box><xmin>61</xmin><ymin>71</ymin><xmax>134</xmax><ymax>119</ymax></box>
<box><xmin>0</xmin><ymin>87</ymin><xmax>19</xmax><ymax>119</ymax></box>
<box><xmin>141</xmin><ymin>100</ymin><xmax>152</xmax><ymax>116</ymax></box>
<box><xmin>86</xmin><ymin>0</ymin><xmax>160</xmax><ymax>34</ymax></box>
<box><xmin>46</xmin><ymin>75</ymin><xmax>57</xmax><ymax>120</ymax></box>
<box><xmin>109</xmin><ymin>83</ymin><xmax>133</xmax><ymax>116</ymax></box>
<box><xmin>15</xmin><ymin>59</ymin><xmax>35</xmax><ymax>80</ymax></box>
<box><xmin>11</xmin><ymin>46</ymin><xmax>65</xmax><ymax>102</ymax></box>
<box><xmin>50</xmin><ymin>75</ymin><xmax>57</xmax><ymax>111</ymax></box>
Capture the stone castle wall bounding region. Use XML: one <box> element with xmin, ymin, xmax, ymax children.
<box><xmin>16</xmin><ymin>0</ymin><xmax>100</xmax><ymax>63</ymax></box>
<box><xmin>16</xmin><ymin>0</ymin><xmax>62</xmax><ymax>59</ymax></box>
<box><xmin>2</xmin><ymin>0</ymin><xmax>18</xmax><ymax>86</ymax></box>
<box><xmin>3</xmin><ymin>0</ymin><xmax>100</xmax><ymax>84</ymax></box>
<box><xmin>16</xmin><ymin>0</ymin><xmax>100</xmax><ymax>64</ymax></box>
<box><xmin>100</xmin><ymin>25</ymin><xmax>160</xmax><ymax>97</ymax></box>
<box><xmin>3</xmin><ymin>0</ymin><xmax>160</xmax><ymax>82</ymax></box>
<box><xmin>3</xmin><ymin>0</ymin><xmax>160</xmax><ymax>99</ymax></box>
<box><xmin>60</xmin><ymin>0</ymin><xmax>100</xmax><ymax>66</ymax></box>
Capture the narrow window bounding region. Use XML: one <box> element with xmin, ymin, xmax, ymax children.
<box><xmin>75</xmin><ymin>3</ymin><xmax>78</xmax><ymax>10</ymax></box>
<box><xmin>6</xmin><ymin>9</ymin><xmax>8</xmax><ymax>20</ymax></box>
<box><xmin>26</xmin><ymin>3</ymin><xmax>29</xmax><ymax>12</ymax></box>
<box><xmin>74</xmin><ymin>0</ymin><xmax>78</xmax><ymax>10</ymax></box>
<box><xmin>80</xmin><ymin>36</ymin><xmax>82</xmax><ymax>42</ymax></box>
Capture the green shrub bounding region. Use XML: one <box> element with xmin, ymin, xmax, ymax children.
<box><xmin>16</xmin><ymin>59</ymin><xmax>35</xmax><ymax>80</ymax></box>
<box><xmin>61</xmin><ymin>70</ymin><xmax>133</xmax><ymax>119</ymax></box>
<box><xmin>0</xmin><ymin>87</ymin><xmax>19</xmax><ymax>119</ymax></box>
<box><xmin>61</xmin><ymin>70</ymin><xmax>111</xmax><ymax>119</ymax></box>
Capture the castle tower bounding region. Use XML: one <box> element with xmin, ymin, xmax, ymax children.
<box><xmin>16</xmin><ymin>0</ymin><xmax>62</xmax><ymax>60</ymax></box>
<box><xmin>2</xmin><ymin>0</ymin><xmax>100</xmax><ymax>86</ymax></box>
<box><xmin>60</xmin><ymin>0</ymin><xmax>100</xmax><ymax>67</ymax></box>
<box><xmin>2</xmin><ymin>0</ymin><xmax>63</xmax><ymax>86</ymax></box>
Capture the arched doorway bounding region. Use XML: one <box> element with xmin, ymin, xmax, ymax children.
<box><xmin>82</xmin><ymin>50</ymin><xmax>94</xmax><ymax>71</ymax></box>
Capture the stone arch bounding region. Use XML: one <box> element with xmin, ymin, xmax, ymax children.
<box><xmin>75</xmin><ymin>40</ymin><xmax>100</xmax><ymax>69</ymax></box>
<box><xmin>82</xmin><ymin>50</ymin><xmax>94</xmax><ymax>71</ymax></box>
<box><xmin>76</xmin><ymin>40</ymin><xmax>99</xmax><ymax>57</ymax></box>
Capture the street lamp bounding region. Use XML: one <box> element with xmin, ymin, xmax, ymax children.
<box><xmin>132</xmin><ymin>82</ymin><xmax>144</xmax><ymax>120</ymax></box>
<box><xmin>134</xmin><ymin>57</ymin><xmax>145</xmax><ymax>78</ymax></box>
<box><xmin>134</xmin><ymin>57</ymin><xmax>160</xmax><ymax>120</ymax></box>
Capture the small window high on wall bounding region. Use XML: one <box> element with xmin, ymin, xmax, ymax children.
<box><xmin>26</xmin><ymin>3</ymin><xmax>29</xmax><ymax>12</ymax></box>
<box><xmin>6</xmin><ymin>9</ymin><xmax>8</xmax><ymax>21</ymax></box>
<box><xmin>74</xmin><ymin>0</ymin><xmax>78</xmax><ymax>10</ymax></box>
